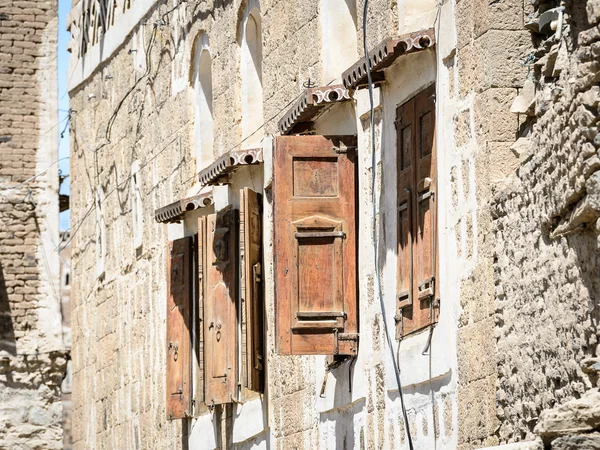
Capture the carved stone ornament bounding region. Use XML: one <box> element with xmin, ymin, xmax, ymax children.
<box><xmin>197</xmin><ymin>148</ymin><xmax>263</xmax><ymax>187</ymax></box>
<box><xmin>341</xmin><ymin>28</ymin><xmax>436</xmax><ymax>90</ymax></box>
<box><xmin>278</xmin><ymin>85</ymin><xmax>352</xmax><ymax>135</ymax></box>
<box><xmin>155</xmin><ymin>192</ymin><xmax>214</xmax><ymax>223</ymax></box>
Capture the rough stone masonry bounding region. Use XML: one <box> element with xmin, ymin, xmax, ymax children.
<box><xmin>0</xmin><ymin>0</ymin><xmax>68</xmax><ymax>449</ymax></box>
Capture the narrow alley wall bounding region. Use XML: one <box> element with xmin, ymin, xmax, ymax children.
<box><xmin>0</xmin><ymin>0</ymin><xmax>68</xmax><ymax>448</ymax></box>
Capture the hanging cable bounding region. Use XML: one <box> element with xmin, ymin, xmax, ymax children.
<box><xmin>362</xmin><ymin>1</ymin><xmax>414</xmax><ymax>448</ymax></box>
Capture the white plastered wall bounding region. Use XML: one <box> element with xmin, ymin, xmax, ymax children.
<box><xmin>184</xmin><ymin>162</ymin><xmax>268</xmax><ymax>449</ymax></box>
<box><xmin>298</xmin><ymin>3</ymin><xmax>462</xmax><ymax>448</ymax></box>
<box><xmin>67</xmin><ymin>0</ymin><xmax>159</xmax><ymax>90</ymax></box>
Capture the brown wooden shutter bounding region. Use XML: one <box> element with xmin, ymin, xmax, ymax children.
<box><xmin>396</xmin><ymin>95</ymin><xmax>415</xmax><ymax>313</ymax></box>
<box><xmin>396</xmin><ymin>84</ymin><xmax>439</xmax><ymax>338</ymax></box>
<box><xmin>195</xmin><ymin>217</ymin><xmax>207</xmax><ymax>409</ymax></box>
<box><xmin>166</xmin><ymin>236</ymin><xmax>193</xmax><ymax>419</ymax></box>
<box><xmin>274</xmin><ymin>135</ymin><xmax>358</xmax><ymax>356</ymax></box>
<box><xmin>203</xmin><ymin>208</ymin><xmax>238</xmax><ymax>406</ymax></box>
<box><xmin>240</xmin><ymin>188</ymin><xmax>264</xmax><ymax>393</ymax></box>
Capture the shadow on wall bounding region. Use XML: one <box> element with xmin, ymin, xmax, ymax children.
<box><xmin>0</xmin><ymin>262</ymin><xmax>16</xmax><ymax>356</ymax></box>
<box><xmin>319</xmin><ymin>397</ymin><xmax>366</xmax><ymax>450</ymax></box>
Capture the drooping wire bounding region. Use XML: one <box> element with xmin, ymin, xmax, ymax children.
<box><xmin>92</xmin><ymin>25</ymin><xmax>158</xmax><ymax>155</ymax></box>
<box><xmin>2</xmin><ymin>156</ymin><xmax>71</xmax><ymax>191</ymax></box>
<box><xmin>179</xmin><ymin>76</ymin><xmax>339</xmax><ymax>186</ymax></box>
<box><xmin>62</xmin><ymin>1</ymin><xmax>336</xmax><ymax>254</ymax></box>
<box><xmin>362</xmin><ymin>1</ymin><xmax>414</xmax><ymax>448</ymax></box>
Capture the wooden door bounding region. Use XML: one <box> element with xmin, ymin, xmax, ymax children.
<box><xmin>274</xmin><ymin>135</ymin><xmax>358</xmax><ymax>355</ymax></box>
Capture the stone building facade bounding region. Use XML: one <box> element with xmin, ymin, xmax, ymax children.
<box><xmin>0</xmin><ymin>0</ymin><xmax>68</xmax><ymax>448</ymax></box>
<box><xmin>66</xmin><ymin>0</ymin><xmax>599</xmax><ymax>449</ymax></box>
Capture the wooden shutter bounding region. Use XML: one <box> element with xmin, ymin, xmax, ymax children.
<box><xmin>274</xmin><ymin>135</ymin><xmax>358</xmax><ymax>356</ymax></box>
<box><xmin>395</xmin><ymin>84</ymin><xmax>439</xmax><ymax>338</ymax></box>
<box><xmin>203</xmin><ymin>208</ymin><xmax>238</xmax><ymax>406</ymax></box>
<box><xmin>166</xmin><ymin>236</ymin><xmax>193</xmax><ymax>419</ymax></box>
<box><xmin>240</xmin><ymin>188</ymin><xmax>264</xmax><ymax>393</ymax></box>
<box><xmin>195</xmin><ymin>216</ymin><xmax>207</xmax><ymax>409</ymax></box>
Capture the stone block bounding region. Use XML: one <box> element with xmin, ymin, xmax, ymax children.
<box><xmin>480</xmin><ymin>30</ymin><xmax>531</xmax><ymax>90</ymax></box>
<box><xmin>535</xmin><ymin>389</ymin><xmax>600</xmax><ymax>442</ymax></box>
<box><xmin>474</xmin><ymin>88</ymin><xmax>518</xmax><ymax>142</ymax></box>
<box><xmin>458</xmin><ymin>42</ymin><xmax>484</xmax><ymax>96</ymax></box>
<box><xmin>488</xmin><ymin>142</ymin><xmax>520</xmax><ymax>180</ymax></box>
<box><xmin>551</xmin><ymin>433</ymin><xmax>600</xmax><ymax>450</ymax></box>
<box><xmin>458</xmin><ymin>319</ymin><xmax>496</xmax><ymax>383</ymax></box>
<box><xmin>479</xmin><ymin>440</ymin><xmax>543</xmax><ymax>450</ymax></box>
<box><xmin>458</xmin><ymin>375</ymin><xmax>498</xmax><ymax>444</ymax></box>
<box><xmin>473</xmin><ymin>0</ymin><xmax>524</xmax><ymax>37</ymax></box>
<box><xmin>455</xmin><ymin>0</ymin><xmax>474</xmax><ymax>49</ymax></box>
<box><xmin>587</xmin><ymin>0</ymin><xmax>600</xmax><ymax>26</ymax></box>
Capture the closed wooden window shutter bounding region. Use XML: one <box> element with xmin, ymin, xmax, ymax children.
<box><xmin>195</xmin><ymin>216</ymin><xmax>207</xmax><ymax>408</ymax></box>
<box><xmin>274</xmin><ymin>135</ymin><xmax>358</xmax><ymax>356</ymax></box>
<box><xmin>240</xmin><ymin>188</ymin><xmax>264</xmax><ymax>393</ymax></box>
<box><xmin>203</xmin><ymin>208</ymin><xmax>238</xmax><ymax>406</ymax></box>
<box><xmin>166</xmin><ymin>236</ymin><xmax>193</xmax><ymax>419</ymax></box>
<box><xmin>396</xmin><ymin>84</ymin><xmax>439</xmax><ymax>338</ymax></box>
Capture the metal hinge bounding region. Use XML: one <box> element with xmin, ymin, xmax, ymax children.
<box><xmin>418</xmin><ymin>276</ymin><xmax>435</xmax><ymax>301</ymax></box>
<box><xmin>333</xmin><ymin>144</ymin><xmax>357</xmax><ymax>154</ymax></box>
<box><xmin>417</xmin><ymin>190</ymin><xmax>434</xmax><ymax>203</ymax></box>
<box><xmin>334</xmin><ymin>330</ymin><xmax>359</xmax><ymax>355</ymax></box>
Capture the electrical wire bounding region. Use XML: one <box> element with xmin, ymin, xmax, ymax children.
<box><xmin>179</xmin><ymin>78</ymin><xmax>337</xmax><ymax>187</ymax></box>
<box><xmin>0</xmin><ymin>111</ymin><xmax>72</xmax><ymax>192</ymax></box>
<box><xmin>362</xmin><ymin>1</ymin><xmax>414</xmax><ymax>448</ymax></box>
<box><xmin>62</xmin><ymin>1</ymin><xmax>337</xmax><ymax>255</ymax></box>
<box><xmin>1</xmin><ymin>157</ymin><xmax>71</xmax><ymax>191</ymax></box>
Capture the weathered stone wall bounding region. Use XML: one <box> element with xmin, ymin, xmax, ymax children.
<box><xmin>492</xmin><ymin>0</ymin><xmax>600</xmax><ymax>444</ymax></box>
<box><xmin>450</xmin><ymin>0</ymin><xmax>532</xmax><ymax>447</ymax></box>
<box><xmin>0</xmin><ymin>0</ymin><xmax>67</xmax><ymax>448</ymax></box>
<box><xmin>67</xmin><ymin>0</ymin><xmax>599</xmax><ymax>449</ymax></box>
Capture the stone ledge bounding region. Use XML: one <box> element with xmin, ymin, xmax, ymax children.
<box><xmin>535</xmin><ymin>389</ymin><xmax>600</xmax><ymax>442</ymax></box>
<box><xmin>478</xmin><ymin>440</ymin><xmax>543</xmax><ymax>450</ymax></box>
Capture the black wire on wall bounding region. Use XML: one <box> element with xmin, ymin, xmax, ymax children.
<box><xmin>362</xmin><ymin>1</ymin><xmax>414</xmax><ymax>447</ymax></box>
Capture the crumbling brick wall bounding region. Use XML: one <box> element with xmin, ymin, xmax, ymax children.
<box><xmin>492</xmin><ymin>0</ymin><xmax>600</xmax><ymax>444</ymax></box>
<box><xmin>0</xmin><ymin>0</ymin><xmax>68</xmax><ymax>448</ymax></box>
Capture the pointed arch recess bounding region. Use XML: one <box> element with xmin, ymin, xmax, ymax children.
<box><xmin>241</xmin><ymin>6</ymin><xmax>264</xmax><ymax>149</ymax></box>
<box><xmin>192</xmin><ymin>32</ymin><xmax>214</xmax><ymax>172</ymax></box>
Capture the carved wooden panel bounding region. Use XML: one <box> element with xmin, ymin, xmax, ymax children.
<box><xmin>203</xmin><ymin>209</ymin><xmax>238</xmax><ymax>405</ymax></box>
